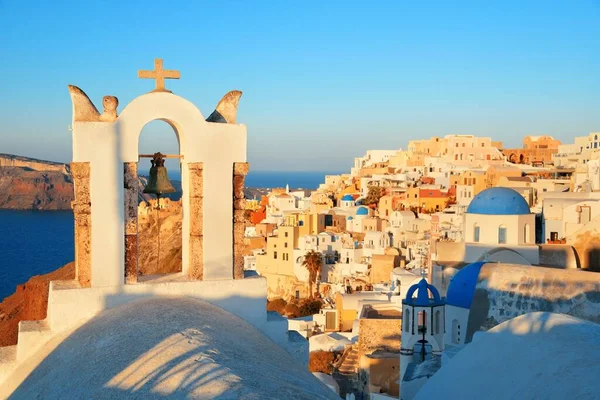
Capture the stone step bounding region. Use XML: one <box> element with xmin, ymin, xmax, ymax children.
<box><xmin>17</xmin><ymin>320</ymin><xmax>52</xmax><ymax>361</ymax></box>
<box><xmin>0</xmin><ymin>345</ymin><xmax>17</xmax><ymax>383</ymax></box>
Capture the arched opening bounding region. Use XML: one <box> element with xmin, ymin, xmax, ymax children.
<box><xmin>137</xmin><ymin>120</ymin><xmax>183</xmax><ymax>278</ymax></box>
<box><xmin>524</xmin><ymin>223</ymin><xmax>530</xmax><ymax>244</ymax></box>
<box><xmin>404</xmin><ymin>309</ymin><xmax>410</xmax><ymax>332</ymax></box>
<box><xmin>473</xmin><ymin>223</ymin><xmax>480</xmax><ymax>243</ymax></box>
<box><xmin>519</xmin><ymin>154</ymin><xmax>525</xmax><ymax>164</ymax></box>
<box><xmin>452</xmin><ymin>319</ymin><xmax>460</xmax><ymax>344</ymax></box>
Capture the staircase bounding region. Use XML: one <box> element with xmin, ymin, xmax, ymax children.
<box><xmin>0</xmin><ymin>319</ymin><xmax>54</xmax><ymax>385</ymax></box>
<box><xmin>338</xmin><ymin>346</ymin><xmax>359</xmax><ymax>375</ymax></box>
<box><xmin>333</xmin><ymin>345</ymin><xmax>362</xmax><ymax>398</ymax></box>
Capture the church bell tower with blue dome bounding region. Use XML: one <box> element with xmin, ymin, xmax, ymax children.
<box><xmin>400</xmin><ymin>276</ymin><xmax>446</xmax><ymax>383</ymax></box>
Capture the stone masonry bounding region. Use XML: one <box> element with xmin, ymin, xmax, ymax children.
<box><xmin>124</xmin><ymin>162</ymin><xmax>138</xmax><ymax>284</ymax></box>
<box><xmin>71</xmin><ymin>162</ymin><xmax>92</xmax><ymax>287</ymax></box>
<box><xmin>188</xmin><ymin>162</ymin><xmax>204</xmax><ymax>279</ymax></box>
<box><xmin>233</xmin><ymin>162</ymin><xmax>249</xmax><ymax>279</ymax></box>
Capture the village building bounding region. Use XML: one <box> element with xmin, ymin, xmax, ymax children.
<box><xmin>501</xmin><ymin>135</ymin><xmax>561</xmax><ymax>165</ymax></box>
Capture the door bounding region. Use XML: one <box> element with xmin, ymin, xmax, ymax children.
<box><xmin>325</xmin><ymin>311</ymin><xmax>336</xmax><ymax>330</ymax></box>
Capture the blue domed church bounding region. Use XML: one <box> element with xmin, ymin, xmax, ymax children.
<box><xmin>465</xmin><ymin>187</ymin><xmax>535</xmax><ymax>246</ymax></box>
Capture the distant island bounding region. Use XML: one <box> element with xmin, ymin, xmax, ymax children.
<box><xmin>0</xmin><ymin>153</ymin><xmax>304</xmax><ymax>210</ymax></box>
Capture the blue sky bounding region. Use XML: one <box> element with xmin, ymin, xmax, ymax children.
<box><xmin>1</xmin><ymin>0</ymin><xmax>599</xmax><ymax>171</ymax></box>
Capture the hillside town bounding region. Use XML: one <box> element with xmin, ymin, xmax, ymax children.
<box><xmin>243</xmin><ymin>133</ymin><xmax>600</xmax><ymax>398</ymax></box>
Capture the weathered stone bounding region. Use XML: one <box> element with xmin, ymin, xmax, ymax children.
<box><xmin>188</xmin><ymin>162</ymin><xmax>204</xmax><ymax>172</ymax></box>
<box><xmin>233</xmin><ymin>162</ymin><xmax>249</xmax><ymax>176</ymax></box>
<box><xmin>233</xmin><ymin>209</ymin><xmax>246</xmax><ymax>223</ymax></box>
<box><xmin>233</xmin><ymin>222</ymin><xmax>246</xmax><ymax>238</ymax></box>
<box><xmin>233</xmin><ymin>175</ymin><xmax>245</xmax><ymax>199</ymax></box>
<box><xmin>189</xmin><ymin>234</ymin><xmax>203</xmax><ymax>280</ymax></box>
<box><xmin>70</xmin><ymin>162</ymin><xmax>91</xmax><ymax>179</ymax></box>
<box><xmin>189</xmin><ymin>197</ymin><xmax>203</xmax><ymax>236</ymax></box>
<box><xmin>72</xmin><ymin>202</ymin><xmax>91</xmax><ymax>216</ymax></box>
<box><xmin>124</xmin><ymin>163</ymin><xmax>138</xmax><ymax>235</ymax></box>
<box><xmin>125</xmin><ymin>234</ymin><xmax>138</xmax><ymax>284</ymax></box>
<box><xmin>71</xmin><ymin>161</ymin><xmax>92</xmax><ymax>288</ymax></box>
<box><xmin>206</xmin><ymin>91</ymin><xmax>243</xmax><ymax>124</ymax></box>
<box><xmin>234</xmin><ymin>256</ymin><xmax>244</xmax><ymax>280</ymax></box>
<box><xmin>138</xmin><ymin>58</ymin><xmax>180</xmax><ymax>93</ymax></box>
<box><xmin>233</xmin><ymin>198</ymin><xmax>246</xmax><ymax>211</ymax></box>
<box><xmin>190</xmin><ymin>212</ymin><xmax>203</xmax><ymax>236</ymax></box>
<box><xmin>188</xmin><ymin>169</ymin><xmax>204</xmax><ymax>198</ymax></box>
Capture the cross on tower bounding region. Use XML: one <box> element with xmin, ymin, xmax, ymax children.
<box><xmin>138</xmin><ymin>58</ymin><xmax>180</xmax><ymax>93</ymax></box>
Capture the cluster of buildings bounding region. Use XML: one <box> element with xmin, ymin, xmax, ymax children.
<box><xmin>244</xmin><ymin>132</ymin><xmax>600</xmax><ymax>399</ymax></box>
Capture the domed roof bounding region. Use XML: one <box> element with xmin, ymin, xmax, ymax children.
<box><xmin>347</xmin><ymin>216</ymin><xmax>354</xmax><ymax>220</ymax></box>
<box><xmin>3</xmin><ymin>298</ymin><xmax>339</xmax><ymax>399</ymax></box>
<box><xmin>403</xmin><ymin>278</ymin><xmax>444</xmax><ymax>307</ymax></box>
<box><xmin>467</xmin><ymin>187</ymin><xmax>530</xmax><ymax>215</ymax></box>
<box><xmin>341</xmin><ymin>194</ymin><xmax>354</xmax><ymax>201</ymax></box>
<box><xmin>356</xmin><ymin>206</ymin><xmax>369</xmax><ymax>216</ymax></box>
<box><xmin>446</xmin><ymin>261</ymin><xmax>486</xmax><ymax>309</ymax></box>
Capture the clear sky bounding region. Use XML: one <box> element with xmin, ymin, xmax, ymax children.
<box><xmin>1</xmin><ymin>0</ymin><xmax>599</xmax><ymax>171</ymax></box>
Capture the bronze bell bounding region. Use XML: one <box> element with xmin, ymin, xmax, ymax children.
<box><xmin>143</xmin><ymin>152</ymin><xmax>176</xmax><ymax>196</ymax></box>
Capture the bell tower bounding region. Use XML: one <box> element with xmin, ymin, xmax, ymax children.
<box><xmin>400</xmin><ymin>276</ymin><xmax>446</xmax><ymax>383</ymax></box>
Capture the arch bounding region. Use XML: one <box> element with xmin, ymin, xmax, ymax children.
<box><xmin>498</xmin><ymin>224</ymin><xmax>507</xmax><ymax>244</ymax></box>
<box><xmin>524</xmin><ymin>223</ymin><xmax>530</xmax><ymax>244</ymax></box>
<box><xmin>519</xmin><ymin>154</ymin><xmax>525</xmax><ymax>164</ymax></box>
<box><xmin>509</xmin><ymin>153</ymin><xmax>518</xmax><ymax>163</ymax></box>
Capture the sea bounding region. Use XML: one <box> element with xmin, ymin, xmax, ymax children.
<box><xmin>0</xmin><ymin>171</ymin><xmax>341</xmax><ymax>301</ymax></box>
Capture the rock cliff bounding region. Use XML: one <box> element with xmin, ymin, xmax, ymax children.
<box><xmin>0</xmin><ymin>154</ymin><xmax>158</xmax><ymax>210</ymax></box>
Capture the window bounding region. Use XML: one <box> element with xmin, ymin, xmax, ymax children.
<box><xmin>474</xmin><ymin>224</ymin><xmax>480</xmax><ymax>242</ymax></box>
<box><xmin>284</xmin><ymin>242</ymin><xmax>288</xmax><ymax>248</ymax></box>
<box><xmin>295</xmin><ymin>290</ymin><xmax>300</xmax><ymax>300</ymax></box>
<box><xmin>524</xmin><ymin>224</ymin><xmax>530</xmax><ymax>244</ymax></box>
<box><xmin>404</xmin><ymin>309</ymin><xmax>410</xmax><ymax>332</ymax></box>
<box><xmin>273</xmin><ymin>251</ymin><xmax>277</xmax><ymax>259</ymax></box>
<box><xmin>462</xmin><ymin>143</ymin><xmax>466</xmax><ymax>147</ymax></box>
<box><xmin>285</xmin><ymin>232</ymin><xmax>288</xmax><ymax>237</ymax></box>
<box><xmin>498</xmin><ymin>225</ymin><xmax>507</xmax><ymax>244</ymax></box>
<box><xmin>452</xmin><ymin>319</ymin><xmax>461</xmax><ymax>344</ymax></box>
<box><xmin>435</xmin><ymin>310</ymin><xmax>441</xmax><ymax>334</ymax></box>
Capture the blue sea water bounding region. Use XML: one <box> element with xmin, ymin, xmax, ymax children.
<box><xmin>0</xmin><ymin>171</ymin><xmax>336</xmax><ymax>301</ymax></box>
<box><xmin>0</xmin><ymin>210</ymin><xmax>74</xmax><ymax>300</ymax></box>
<box><xmin>245</xmin><ymin>171</ymin><xmax>343</xmax><ymax>189</ymax></box>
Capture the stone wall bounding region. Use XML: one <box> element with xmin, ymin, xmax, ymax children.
<box><xmin>71</xmin><ymin>162</ymin><xmax>91</xmax><ymax>287</ymax></box>
<box><xmin>538</xmin><ymin>244</ymin><xmax>580</xmax><ymax>269</ymax></box>
<box><xmin>188</xmin><ymin>162</ymin><xmax>204</xmax><ymax>280</ymax></box>
<box><xmin>358</xmin><ymin>319</ymin><xmax>401</xmax><ymax>355</ymax></box>
<box><xmin>466</xmin><ymin>264</ymin><xmax>600</xmax><ymax>341</ymax></box>
<box><xmin>233</xmin><ymin>162</ymin><xmax>249</xmax><ymax>279</ymax></box>
<box><xmin>124</xmin><ymin>162</ymin><xmax>138</xmax><ymax>284</ymax></box>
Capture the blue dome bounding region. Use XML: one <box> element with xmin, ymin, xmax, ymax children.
<box><xmin>347</xmin><ymin>216</ymin><xmax>354</xmax><ymax>220</ymax></box>
<box><xmin>467</xmin><ymin>187</ymin><xmax>530</xmax><ymax>215</ymax></box>
<box><xmin>356</xmin><ymin>207</ymin><xmax>369</xmax><ymax>216</ymax></box>
<box><xmin>446</xmin><ymin>262</ymin><xmax>486</xmax><ymax>309</ymax></box>
<box><xmin>342</xmin><ymin>195</ymin><xmax>354</xmax><ymax>201</ymax></box>
<box><xmin>403</xmin><ymin>278</ymin><xmax>444</xmax><ymax>307</ymax></box>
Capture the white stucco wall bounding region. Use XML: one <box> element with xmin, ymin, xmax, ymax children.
<box><xmin>465</xmin><ymin>213</ymin><xmax>535</xmax><ymax>246</ymax></box>
<box><xmin>72</xmin><ymin>92</ymin><xmax>247</xmax><ymax>285</ymax></box>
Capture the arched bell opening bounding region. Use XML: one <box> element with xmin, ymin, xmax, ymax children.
<box><xmin>127</xmin><ymin>120</ymin><xmax>184</xmax><ymax>283</ymax></box>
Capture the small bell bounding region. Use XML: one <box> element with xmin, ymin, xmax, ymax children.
<box><xmin>143</xmin><ymin>152</ymin><xmax>176</xmax><ymax>196</ymax></box>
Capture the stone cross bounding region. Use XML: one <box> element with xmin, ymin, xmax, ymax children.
<box><xmin>138</xmin><ymin>58</ymin><xmax>180</xmax><ymax>93</ymax></box>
